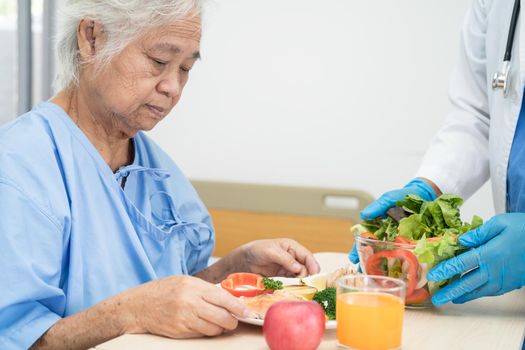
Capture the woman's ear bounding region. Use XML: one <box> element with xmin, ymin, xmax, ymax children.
<box><xmin>77</xmin><ymin>20</ymin><xmax>103</xmax><ymax>60</ymax></box>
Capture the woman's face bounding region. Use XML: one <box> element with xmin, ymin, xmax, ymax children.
<box><xmin>81</xmin><ymin>16</ymin><xmax>201</xmax><ymax>136</ymax></box>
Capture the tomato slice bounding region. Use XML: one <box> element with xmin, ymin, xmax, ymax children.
<box><xmin>394</xmin><ymin>236</ymin><xmax>414</xmax><ymax>245</ymax></box>
<box><xmin>360</xmin><ymin>232</ymin><xmax>377</xmax><ymax>240</ymax></box>
<box><xmin>406</xmin><ymin>287</ymin><xmax>430</xmax><ymax>305</ymax></box>
<box><xmin>365</xmin><ymin>249</ymin><xmax>419</xmax><ymax>296</ymax></box>
<box><xmin>220</xmin><ymin>272</ymin><xmax>266</xmax><ymax>297</ymax></box>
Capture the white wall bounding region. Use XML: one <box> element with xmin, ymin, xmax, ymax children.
<box><xmin>148</xmin><ymin>0</ymin><xmax>495</xmax><ymax>222</ymax></box>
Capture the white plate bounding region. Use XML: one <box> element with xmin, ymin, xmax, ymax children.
<box><xmin>226</xmin><ymin>275</ymin><xmax>337</xmax><ymax>330</ymax></box>
<box><xmin>237</xmin><ymin>316</ymin><xmax>337</xmax><ymax>330</ymax></box>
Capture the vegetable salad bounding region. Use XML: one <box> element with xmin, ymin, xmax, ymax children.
<box><xmin>353</xmin><ymin>194</ymin><xmax>483</xmax><ymax>305</ymax></box>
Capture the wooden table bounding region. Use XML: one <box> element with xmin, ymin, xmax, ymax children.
<box><xmin>95</xmin><ymin>253</ymin><xmax>525</xmax><ymax>350</ymax></box>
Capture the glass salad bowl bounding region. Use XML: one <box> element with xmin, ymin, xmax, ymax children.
<box><xmin>355</xmin><ymin>233</ymin><xmax>434</xmax><ymax>308</ymax></box>
<box><xmin>353</xmin><ymin>193</ymin><xmax>482</xmax><ymax>308</ymax></box>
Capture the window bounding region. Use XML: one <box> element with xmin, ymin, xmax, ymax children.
<box><xmin>0</xmin><ymin>0</ymin><xmax>17</xmax><ymax>124</ymax></box>
<box><xmin>0</xmin><ymin>0</ymin><xmax>52</xmax><ymax>126</ymax></box>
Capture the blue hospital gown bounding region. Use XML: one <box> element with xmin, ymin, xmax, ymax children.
<box><xmin>0</xmin><ymin>101</ymin><xmax>215</xmax><ymax>349</ymax></box>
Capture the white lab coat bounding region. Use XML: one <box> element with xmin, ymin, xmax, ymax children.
<box><xmin>416</xmin><ymin>0</ymin><xmax>525</xmax><ymax>213</ymax></box>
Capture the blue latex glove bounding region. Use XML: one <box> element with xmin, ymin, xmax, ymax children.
<box><xmin>349</xmin><ymin>178</ymin><xmax>437</xmax><ymax>264</ymax></box>
<box><xmin>427</xmin><ymin>213</ymin><xmax>525</xmax><ymax>306</ymax></box>
<box><xmin>360</xmin><ymin>178</ymin><xmax>437</xmax><ymax>221</ymax></box>
<box><xmin>348</xmin><ymin>244</ymin><xmax>360</xmax><ymax>264</ymax></box>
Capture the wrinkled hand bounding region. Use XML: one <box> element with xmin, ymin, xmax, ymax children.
<box><xmin>428</xmin><ymin>213</ymin><xmax>525</xmax><ymax>306</ymax></box>
<box><xmin>349</xmin><ymin>178</ymin><xmax>437</xmax><ymax>264</ymax></box>
<box><xmin>122</xmin><ymin>275</ymin><xmax>249</xmax><ymax>338</ymax></box>
<box><xmin>241</xmin><ymin>239</ymin><xmax>320</xmax><ymax>277</ymax></box>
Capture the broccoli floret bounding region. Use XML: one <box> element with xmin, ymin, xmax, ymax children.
<box><xmin>263</xmin><ymin>277</ymin><xmax>283</xmax><ymax>291</ymax></box>
<box><xmin>313</xmin><ymin>287</ymin><xmax>336</xmax><ymax>320</ymax></box>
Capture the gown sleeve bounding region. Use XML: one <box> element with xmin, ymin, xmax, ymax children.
<box><xmin>0</xmin><ymin>177</ymin><xmax>65</xmax><ymax>349</ymax></box>
<box><xmin>416</xmin><ymin>0</ymin><xmax>491</xmax><ymax>199</ymax></box>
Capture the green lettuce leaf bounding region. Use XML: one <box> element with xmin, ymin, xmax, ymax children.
<box><xmin>357</xmin><ymin>194</ymin><xmax>482</xmax><ymax>247</ymax></box>
<box><xmin>471</xmin><ymin>215</ymin><xmax>483</xmax><ymax>230</ymax></box>
<box><xmin>436</xmin><ymin>194</ymin><xmax>464</xmax><ymax>228</ymax></box>
<box><xmin>396</xmin><ymin>194</ymin><xmax>425</xmax><ymax>214</ymax></box>
<box><xmin>414</xmin><ymin>235</ymin><xmax>438</xmax><ymax>264</ymax></box>
<box><xmin>384</xmin><ymin>217</ymin><xmax>399</xmax><ymax>241</ymax></box>
<box><xmin>413</xmin><ymin>231</ymin><xmax>462</xmax><ymax>268</ymax></box>
<box><xmin>398</xmin><ymin>214</ymin><xmax>430</xmax><ymax>240</ymax></box>
<box><xmin>360</xmin><ymin>219</ymin><xmax>383</xmax><ymax>234</ymax></box>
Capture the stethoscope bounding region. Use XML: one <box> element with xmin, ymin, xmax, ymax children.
<box><xmin>492</xmin><ymin>0</ymin><xmax>521</xmax><ymax>97</ymax></box>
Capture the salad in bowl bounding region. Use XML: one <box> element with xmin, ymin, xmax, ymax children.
<box><xmin>352</xmin><ymin>193</ymin><xmax>483</xmax><ymax>307</ymax></box>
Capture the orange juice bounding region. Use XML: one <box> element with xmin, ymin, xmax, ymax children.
<box><xmin>337</xmin><ymin>292</ymin><xmax>404</xmax><ymax>350</ymax></box>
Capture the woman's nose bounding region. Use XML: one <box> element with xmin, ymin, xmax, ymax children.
<box><xmin>157</xmin><ymin>73</ymin><xmax>181</xmax><ymax>98</ymax></box>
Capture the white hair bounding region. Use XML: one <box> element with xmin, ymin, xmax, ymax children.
<box><xmin>54</xmin><ymin>0</ymin><xmax>204</xmax><ymax>91</ymax></box>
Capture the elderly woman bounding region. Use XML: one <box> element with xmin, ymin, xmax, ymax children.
<box><xmin>0</xmin><ymin>1</ymin><xmax>320</xmax><ymax>349</ymax></box>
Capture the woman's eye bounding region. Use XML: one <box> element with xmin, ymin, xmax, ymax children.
<box><xmin>151</xmin><ymin>58</ymin><xmax>167</xmax><ymax>67</ymax></box>
<box><xmin>180</xmin><ymin>66</ymin><xmax>191</xmax><ymax>73</ymax></box>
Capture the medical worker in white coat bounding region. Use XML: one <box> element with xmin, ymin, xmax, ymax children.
<box><xmin>351</xmin><ymin>0</ymin><xmax>525</xmax><ymax>306</ymax></box>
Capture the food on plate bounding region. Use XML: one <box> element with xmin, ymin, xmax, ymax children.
<box><xmin>325</xmin><ymin>265</ymin><xmax>358</xmax><ymax>288</ymax></box>
<box><xmin>263</xmin><ymin>277</ymin><xmax>284</xmax><ymax>291</ymax></box>
<box><xmin>301</xmin><ymin>265</ymin><xmax>358</xmax><ymax>292</ymax></box>
<box><xmin>301</xmin><ymin>273</ymin><xmax>329</xmax><ymax>291</ymax></box>
<box><xmin>281</xmin><ymin>285</ymin><xmax>318</xmax><ymax>300</ymax></box>
<box><xmin>312</xmin><ymin>287</ymin><xmax>336</xmax><ymax>320</ymax></box>
<box><xmin>220</xmin><ymin>272</ymin><xmax>266</xmax><ymax>297</ymax></box>
<box><xmin>220</xmin><ymin>273</ymin><xmax>285</xmax><ymax>297</ymax></box>
<box><xmin>352</xmin><ymin>193</ymin><xmax>484</xmax><ymax>306</ymax></box>
<box><xmin>302</xmin><ymin>267</ymin><xmax>359</xmax><ymax>320</ymax></box>
<box><xmin>222</xmin><ymin>268</ymin><xmax>358</xmax><ymax>321</ymax></box>
<box><xmin>263</xmin><ymin>301</ymin><xmax>325</xmax><ymax>350</ymax></box>
<box><xmin>241</xmin><ymin>290</ymin><xmax>306</xmax><ymax>319</ymax></box>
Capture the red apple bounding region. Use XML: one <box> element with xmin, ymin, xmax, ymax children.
<box><xmin>263</xmin><ymin>301</ymin><xmax>326</xmax><ymax>350</ymax></box>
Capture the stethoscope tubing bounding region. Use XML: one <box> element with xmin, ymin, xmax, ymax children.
<box><xmin>504</xmin><ymin>0</ymin><xmax>520</xmax><ymax>62</ymax></box>
<box><xmin>493</xmin><ymin>0</ymin><xmax>521</xmax><ymax>96</ymax></box>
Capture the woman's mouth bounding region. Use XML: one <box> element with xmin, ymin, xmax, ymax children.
<box><xmin>146</xmin><ymin>104</ymin><xmax>165</xmax><ymax>118</ymax></box>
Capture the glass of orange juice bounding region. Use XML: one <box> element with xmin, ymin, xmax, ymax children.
<box><xmin>336</xmin><ymin>275</ymin><xmax>406</xmax><ymax>350</ymax></box>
